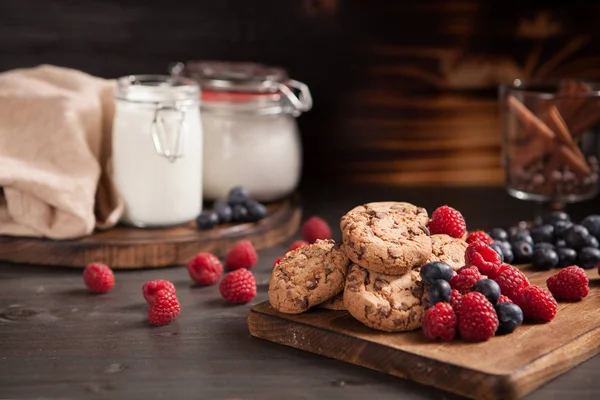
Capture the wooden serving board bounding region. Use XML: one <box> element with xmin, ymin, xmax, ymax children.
<box><xmin>0</xmin><ymin>196</ymin><xmax>301</xmax><ymax>269</ymax></box>
<box><xmin>248</xmin><ymin>267</ymin><xmax>600</xmax><ymax>400</ymax></box>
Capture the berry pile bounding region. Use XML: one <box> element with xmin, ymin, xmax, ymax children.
<box><xmin>421</xmin><ymin>260</ymin><xmax>525</xmax><ymax>341</ymax></box>
<box><xmin>487</xmin><ymin>212</ymin><xmax>600</xmax><ymax>271</ymax></box>
<box><xmin>419</xmin><ymin>205</ymin><xmax>592</xmax><ymax>342</ymax></box>
<box><xmin>196</xmin><ymin>186</ymin><xmax>268</xmax><ymax>230</ymax></box>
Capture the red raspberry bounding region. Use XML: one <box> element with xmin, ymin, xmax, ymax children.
<box><xmin>225</xmin><ymin>240</ymin><xmax>258</xmax><ymax>270</ymax></box>
<box><xmin>465</xmin><ymin>241</ymin><xmax>501</xmax><ymax>278</ymax></box>
<box><xmin>466</xmin><ymin>230</ymin><xmax>494</xmax><ymax>245</ymax></box>
<box><xmin>516</xmin><ymin>285</ymin><xmax>557</xmax><ymax>322</ymax></box>
<box><xmin>187</xmin><ymin>252</ymin><xmax>223</xmax><ymax>285</ymax></box>
<box><xmin>273</xmin><ymin>256</ymin><xmax>283</xmax><ymax>268</ymax></box>
<box><xmin>449</xmin><ymin>289</ymin><xmax>462</xmax><ymax>317</ymax></box>
<box><xmin>83</xmin><ymin>262</ymin><xmax>114</xmax><ymax>294</ymax></box>
<box><xmin>142</xmin><ymin>280</ymin><xmax>176</xmax><ymax>304</ymax></box>
<box><xmin>449</xmin><ymin>266</ymin><xmax>481</xmax><ymax>294</ymax></box>
<box><xmin>546</xmin><ymin>266</ymin><xmax>589</xmax><ymax>301</ymax></box>
<box><xmin>422</xmin><ymin>303</ymin><xmax>457</xmax><ymax>341</ymax></box>
<box><xmin>288</xmin><ymin>240</ymin><xmax>309</xmax><ymax>251</ymax></box>
<box><xmin>458</xmin><ymin>292</ymin><xmax>499</xmax><ymax>341</ymax></box>
<box><xmin>219</xmin><ymin>269</ymin><xmax>257</xmax><ymax>304</ymax></box>
<box><xmin>427</xmin><ymin>205</ymin><xmax>467</xmax><ymax>239</ymax></box>
<box><xmin>494</xmin><ymin>263</ymin><xmax>530</xmax><ymax>301</ymax></box>
<box><xmin>301</xmin><ymin>216</ymin><xmax>332</xmax><ymax>243</ymax></box>
<box><xmin>497</xmin><ymin>294</ymin><xmax>513</xmax><ymax>304</ymax></box>
<box><xmin>148</xmin><ymin>289</ymin><xmax>180</xmax><ymax>326</ymax></box>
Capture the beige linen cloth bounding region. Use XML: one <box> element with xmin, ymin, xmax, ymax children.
<box><xmin>0</xmin><ymin>64</ymin><xmax>123</xmax><ymax>239</ymax></box>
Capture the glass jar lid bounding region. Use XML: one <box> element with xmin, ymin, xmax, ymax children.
<box><xmin>170</xmin><ymin>61</ymin><xmax>312</xmax><ymax>116</ymax></box>
<box><xmin>115</xmin><ymin>74</ymin><xmax>199</xmax><ymax>105</ymax></box>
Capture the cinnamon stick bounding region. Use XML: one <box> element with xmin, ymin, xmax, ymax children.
<box><xmin>548</xmin><ymin>106</ymin><xmax>587</xmax><ymax>163</ymax></box>
<box><xmin>556</xmin><ymin>144</ymin><xmax>591</xmax><ymax>177</ymax></box>
<box><xmin>507</xmin><ymin>95</ymin><xmax>555</xmax><ymax>140</ymax></box>
<box><xmin>555</xmin><ymin>79</ymin><xmax>589</xmax><ymax>124</ymax></box>
<box><xmin>569</xmin><ymin>98</ymin><xmax>600</xmax><ymax>138</ymax></box>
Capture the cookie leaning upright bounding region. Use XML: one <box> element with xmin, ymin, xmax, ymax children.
<box><xmin>340</xmin><ymin>202</ymin><xmax>432</xmax><ymax>275</ymax></box>
<box><xmin>343</xmin><ymin>263</ymin><xmax>426</xmax><ymax>332</ymax></box>
<box><xmin>422</xmin><ymin>234</ymin><xmax>468</xmax><ymax>271</ymax></box>
<box><xmin>317</xmin><ymin>292</ymin><xmax>345</xmax><ymax>311</ymax></box>
<box><xmin>268</xmin><ymin>239</ymin><xmax>350</xmax><ymax>314</ymax></box>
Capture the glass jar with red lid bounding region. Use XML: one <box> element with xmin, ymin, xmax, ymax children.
<box><xmin>172</xmin><ymin>61</ymin><xmax>312</xmax><ymax>202</ymax></box>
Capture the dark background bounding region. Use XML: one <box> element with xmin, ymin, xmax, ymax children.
<box><xmin>2</xmin><ymin>0</ymin><xmax>600</xmax><ymax>185</ymax></box>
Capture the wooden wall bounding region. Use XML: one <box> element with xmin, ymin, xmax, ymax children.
<box><xmin>2</xmin><ymin>0</ymin><xmax>600</xmax><ymax>186</ymax></box>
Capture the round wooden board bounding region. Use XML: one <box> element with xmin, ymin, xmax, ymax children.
<box><xmin>0</xmin><ymin>196</ymin><xmax>301</xmax><ymax>269</ymax></box>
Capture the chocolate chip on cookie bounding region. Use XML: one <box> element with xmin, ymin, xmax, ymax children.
<box><xmin>268</xmin><ymin>239</ymin><xmax>350</xmax><ymax>314</ymax></box>
<box><xmin>340</xmin><ymin>202</ymin><xmax>432</xmax><ymax>275</ymax></box>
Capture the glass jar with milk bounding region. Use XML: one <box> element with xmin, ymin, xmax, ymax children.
<box><xmin>112</xmin><ymin>75</ymin><xmax>203</xmax><ymax>227</ymax></box>
<box><xmin>173</xmin><ymin>61</ymin><xmax>312</xmax><ymax>202</ymax></box>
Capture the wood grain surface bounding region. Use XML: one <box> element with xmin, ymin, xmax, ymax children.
<box><xmin>3</xmin><ymin>1</ymin><xmax>600</xmax><ymax>185</ymax></box>
<box><xmin>248</xmin><ymin>268</ymin><xmax>600</xmax><ymax>400</ymax></box>
<box><xmin>2</xmin><ymin>185</ymin><xmax>600</xmax><ymax>400</ymax></box>
<box><xmin>0</xmin><ymin>196</ymin><xmax>300</xmax><ymax>268</ymax></box>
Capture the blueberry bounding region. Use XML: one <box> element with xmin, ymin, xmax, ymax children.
<box><xmin>227</xmin><ymin>186</ymin><xmax>250</xmax><ymax>205</ymax></box>
<box><xmin>245</xmin><ymin>200</ymin><xmax>268</xmax><ymax>222</ymax></box>
<box><xmin>530</xmin><ymin>224</ymin><xmax>554</xmax><ymax>243</ymax></box>
<box><xmin>553</xmin><ymin>220</ymin><xmax>573</xmax><ymax>240</ymax></box>
<box><xmin>584</xmin><ymin>235</ymin><xmax>599</xmax><ymax>249</ymax></box>
<box><xmin>232</xmin><ymin>204</ymin><xmax>250</xmax><ymax>222</ymax></box>
<box><xmin>503</xmin><ymin>247</ymin><xmax>514</xmax><ymax>264</ymax></box>
<box><xmin>542</xmin><ymin>210</ymin><xmax>571</xmax><ymax>225</ymax></box>
<box><xmin>554</xmin><ymin>239</ymin><xmax>567</xmax><ymax>248</ymax></box>
<box><xmin>489</xmin><ymin>228</ymin><xmax>508</xmax><ymax>242</ymax></box>
<box><xmin>531</xmin><ymin>248</ymin><xmax>559</xmax><ymax>270</ymax></box>
<box><xmin>512</xmin><ymin>240</ymin><xmax>533</xmax><ymax>264</ymax></box>
<box><xmin>507</xmin><ymin>226</ymin><xmax>520</xmax><ymax>239</ymax></box>
<box><xmin>577</xmin><ymin>247</ymin><xmax>600</xmax><ymax>269</ymax></box>
<box><xmin>427</xmin><ymin>279</ymin><xmax>452</xmax><ymax>305</ymax></box>
<box><xmin>495</xmin><ymin>303</ymin><xmax>524</xmax><ymax>335</ymax></box>
<box><xmin>214</xmin><ymin>200</ymin><xmax>232</xmax><ymax>223</ymax></box>
<box><xmin>472</xmin><ymin>279</ymin><xmax>501</xmax><ymax>304</ymax></box>
<box><xmin>496</xmin><ymin>241</ymin><xmax>514</xmax><ymax>264</ymax></box>
<box><xmin>582</xmin><ymin>215</ymin><xmax>600</xmax><ymax>240</ymax></box>
<box><xmin>196</xmin><ymin>210</ymin><xmax>219</xmax><ymax>229</ymax></box>
<box><xmin>488</xmin><ymin>243</ymin><xmax>504</xmax><ymax>263</ymax></box>
<box><xmin>534</xmin><ymin>242</ymin><xmax>555</xmax><ymax>251</ymax></box>
<box><xmin>511</xmin><ymin>229</ymin><xmax>533</xmax><ymax>245</ymax></box>
<box><xmin>557</xmin><ymin>247</ymin><xmax>577</xmax><ymax>268</ymax></box>
<box><xmin>564</xmin><ymin>224</ymin><xmax>590</xmax><ymax>250</ymax></box>
<box><xmin>420</xmin><ymin>261</ymin><xmax>454</xmax><ymax>285</ymax></box>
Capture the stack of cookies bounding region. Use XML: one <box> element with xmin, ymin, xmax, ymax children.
<box><xmin>268</xmin><ymin>202</ymin><xmax>468</xmax><ymax>332</ymax></box>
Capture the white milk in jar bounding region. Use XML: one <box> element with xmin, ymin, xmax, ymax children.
<box><xmin>112</xmin><ymin>75</ymin><xmax>203</xmax><ymax>227</ymax></box>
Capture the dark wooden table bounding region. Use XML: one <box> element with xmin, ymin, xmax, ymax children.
<box><xmin>1</xmin><ymin>184</ymin><xmax>599</xmax><ymax>400</ymax></box>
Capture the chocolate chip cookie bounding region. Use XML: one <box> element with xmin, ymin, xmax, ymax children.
<box><xmin>268</xmin><ymin>239</ymin><xmax>350</xmax><ymax>314</ymax></box>
<box><xmin>317</xmin><ymin>292</ymin><xmax>345</xmax><ymax>311</ymax></box>
<box><xmin>423</xmin><ymin>234</ymin><xmax>468</xmax><ymax>271</ymax></box>
<box><xmin>343</xmin><ymin>263</ymin><xmax>426</xmax><ymax>332</ymax></box>
<box><xmin>340</xmin><ymin>202</ymin><xmax>432</xmax><ymax>275</ymax></box>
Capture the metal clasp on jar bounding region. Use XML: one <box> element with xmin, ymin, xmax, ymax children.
<box><xmin>279</xmin><ymin>80</ymin><xmax>313</xmax><ymax>117</ymax></box>
<box><xmin>151</xmin><ymin>103</ymin><xmax>187</xmax><ymax>162</ymax></box>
